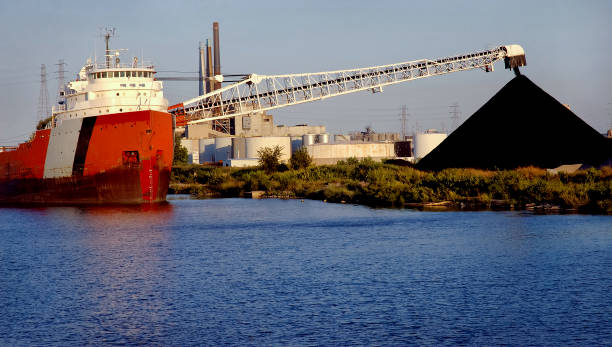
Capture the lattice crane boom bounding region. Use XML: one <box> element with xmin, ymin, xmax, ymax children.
<box><xmin>170</xmin><ymin>44</ymin><xmax>525</xmax><ymax>125</ymax></box>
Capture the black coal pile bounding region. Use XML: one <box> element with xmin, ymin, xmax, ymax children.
<box><xmin>417</xmin><ymin>75</ymin><xmax>612</xmax><ymax>170</ymax></box>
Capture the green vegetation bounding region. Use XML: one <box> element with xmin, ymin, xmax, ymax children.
<box><xmin>170</xmin><ymin>158</ymin><xmax>612</xmax><ymax>214</ymax></box>
<box><xmin>173</xmin><ymin>133</ymin><xmax>188</xmax><ymax>165</ymax></box>
<box><xmin>289</xmin><ymin>147</ymin><xmax>312</xmax><ymax>170</ymax></box>
<box><xmin>257</xmin><ymin>145</ymin><xmax>284</xmax><ymax>174</ymax></box>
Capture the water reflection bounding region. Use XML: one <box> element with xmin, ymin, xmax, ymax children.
<box><xmin>1</xmin><ymin>199</ymin><xmax>610</xmax><ymax>345</ymax></box>
<box><xmin>8</xmin><ymin>203</ymin><xmax>177</xmax><ymax>344</ymax></box>
<box><xmin>67</xmin><ymin>204</ymin><xmax>175</xmax><ymax>344</ymax></box>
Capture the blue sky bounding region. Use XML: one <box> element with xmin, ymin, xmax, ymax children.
<box><xmin>1</xmin><ymin>0</ymin><xmax>610</xmax><ymax>144</ymax></box>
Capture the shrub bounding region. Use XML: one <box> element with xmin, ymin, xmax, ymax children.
<box><xmin>173</xmin><ymin>133</ymin><xmax>188</xmax><ymax>165</ymax></box>
<box><xmin>289</xmin><ymin>147</ymin><xmax>312</xmax><ymax>169</ymax></box>
<box><xmin>257</xmin><ymin>145</ymin><xmax>284</xmax><ymax>174</ymax></box>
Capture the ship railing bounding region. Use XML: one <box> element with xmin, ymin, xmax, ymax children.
<box><xmin>52</xmin><ymin>104</ymin><xmax>67</xmax><ymax>112</ymax></box>
<box><xmin>89</xmin><ymin>61</ymin><xmax>155</xmax><ymax>70</ymax></box>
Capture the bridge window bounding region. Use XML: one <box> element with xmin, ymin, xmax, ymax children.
<box><xmin>102</xmin><ymin>72</ymin><xmax>107</xmax><ymax>78</ymax></box>
<box><xmin>138</xmin><ymin>71</ymin><xmax>143</xmax><ymax>78</ymax></box>
<box><xmin>120</xmin><ymin>84</ymin><xmax>126</xmax><ymax>87</ymax></box>
<box><xmin>96</xmin><ymin>72</ymin><xmax>101</xmax><ymax>79</ymax></box>
<box><xmin>114</xmin><ymin>71</ymin><xmax>119</xmax><ymax>78</ymax></box>
<box><xmin>120</xmin><ymin>71</ymin><xmax>125</xmax><ymax>77</ymax></box>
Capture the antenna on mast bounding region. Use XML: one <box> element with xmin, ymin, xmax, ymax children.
<box><xmin>102</xmin><ymin>26</ymin><xmax>116</xmax><ymax>68</ymax></box>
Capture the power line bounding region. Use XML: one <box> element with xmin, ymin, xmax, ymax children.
<box><xmin>0</xmin><ymin>131</ymin><xmax>34</xmax><ymax>141</ymax></box>
<box><xmin>449</xmin><ymin>102</ymin><xmax>460</xmax><ymax>131</ymax></box>
<box><xmin>400</xmin><ymin>105</ymin><xmax>409</xmax><ymax>140</ymax></box>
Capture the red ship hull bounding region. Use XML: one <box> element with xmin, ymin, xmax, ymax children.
<box><xmin>0</xmin><ymin>110</ymin><xmax>173</xmax><ymax>204</ymax></box>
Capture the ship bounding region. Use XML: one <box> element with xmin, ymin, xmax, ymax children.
<box><xmin>0</xmin><ymin>34</ymin><xmax>173</xmax><ymax>204</ymax></box>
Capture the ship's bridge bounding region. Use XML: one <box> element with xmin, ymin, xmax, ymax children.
<box><xmin>51</xmin><ymin>55</ymin><xmax>168</xmax><ymax>125</ymax></box>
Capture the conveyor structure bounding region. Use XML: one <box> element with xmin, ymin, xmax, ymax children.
<box><xmin>170</xmin><ymin>45</ymin><xmax>526</xmax><ymax>127</ymax></box>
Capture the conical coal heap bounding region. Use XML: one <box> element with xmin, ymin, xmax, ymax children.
<box><xmin>417</xmin><ymin>75</ymin><xmax>612</xmax><ymax>170</ymax></box>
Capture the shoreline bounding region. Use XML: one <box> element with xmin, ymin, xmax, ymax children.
<box><xmin>169</xmin><ymin>160</ymin><xmax>612</xmax><ymax>215</ymax></box>
<box><xmin>167</xmin><ymin>192</ymin><xmax>593</xmax><ymax>215</ymax></box>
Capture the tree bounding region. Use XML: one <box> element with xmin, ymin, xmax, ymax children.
<box><xmin>257</xmin><ymin>145</ymin><xmax>283</xmax><ymax>173</ymax></box>
<box><xmin>289</xmin><ymin>146</ymin><xmax>312</xmax><ymax>169</ymax></box>
<box><xmin>173</xmin><ymin>133</ymin><xmax>188</xmax><ymax>165</ymax></box>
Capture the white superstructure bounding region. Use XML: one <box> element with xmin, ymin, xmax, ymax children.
<box><xmin>51</xmin><ymin>35</ymin><xmax>168</xmax><ymax>125</ymax></box>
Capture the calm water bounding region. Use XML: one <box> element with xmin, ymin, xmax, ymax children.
<box><xmin>0</xmin><ymin>197</ymin><xmax>611</xmax><ymax>346</ymax></box>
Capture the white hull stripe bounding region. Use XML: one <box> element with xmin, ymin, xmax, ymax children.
<box><xmin>43</xmin><ymin>118</ymin><xmax>83</xmax><ymax>178</ymax></box>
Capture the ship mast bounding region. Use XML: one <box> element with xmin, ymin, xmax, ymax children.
<box><xmin>104</xmin><ymin>27</ymin><xmax>115</xmax><ymax>68</ymax></box>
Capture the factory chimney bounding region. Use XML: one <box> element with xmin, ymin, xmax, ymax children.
<box><xmin>198</xmin><ymin>41</ymin><xmax>206</xmax><ymax>96</ymax></box>
<box><xmin>213</xmin><ymin>21</ymin><xmax>221</xmax><ymax>90</ymax></box>
<box><xmin>206</xmin><ymin>39</ymin><xmax>213</xmax><ymax>93</ymax></box>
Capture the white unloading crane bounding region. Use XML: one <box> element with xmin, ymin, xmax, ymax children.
<box><xmin>169</xmin><ymin>45</ymin><xmax>526</xmax><ymax>127</ymax></box>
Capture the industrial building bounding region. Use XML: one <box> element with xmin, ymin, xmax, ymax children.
<box><xmin>172</xmin><ymin>23</ymin><xmax>544</xmax><ymax>169</ymax></box>
<box><xmin>177</xmin><ymin>23</ymin><xmax>416</xmax><ymax>167</ymax></box>
<box><xmin>182</xmin><ymin>129</ymin><xmax>414</xmax><ymax>166</ymax></box>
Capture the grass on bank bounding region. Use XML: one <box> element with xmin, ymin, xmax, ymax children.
<box><xmin>170</xmin><ymin>158</ymin><xmax>612</xmax><ymax>213</ymax></box>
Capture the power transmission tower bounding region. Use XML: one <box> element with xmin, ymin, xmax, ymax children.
<box><xmin>55</xmin><ymin>59</ymin><xmax>67</xmax><ymax>104</ymax></box>
<box><xmin>400</xmin><ymin>105</ymin><xmax>409</xmax><ymax>140</ymax></box>
<box><xmin>449</xmin><ymin>102</ymin><xmax>460</xmax><ymax>131</ymax></box>
<box><xmin>37</xmin><ymin>64</ymin><xmax>50</xmax><ymax>121</ymax></box>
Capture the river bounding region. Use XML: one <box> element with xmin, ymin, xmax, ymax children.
<box><xmin>1</xmin><ymin>197</ymin><xmax>611</xmax><ymax>346</ymax></box>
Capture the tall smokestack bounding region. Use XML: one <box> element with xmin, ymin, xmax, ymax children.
<box><xmin>206</xmin><ymin>39</ymin><xmax>213</xmax><ymax>93</ymax></box>
<box><xmin>213</xmin><ymin>22</ymin><xmax>221</xmax><ymax>90</ymax></box>
<box><xmin>198</xmin><ymin>41</ymin><xmax>206</xmax><ymax>96</ymax></box>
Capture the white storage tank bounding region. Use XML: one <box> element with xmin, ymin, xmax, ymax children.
<box><xmin>316</xmin><ymin>133</ymin><xmax>330</xmax><ymax>144</ymax></box>
<box><xmin>214</xmin><ymin>137</ymin><xmax>233</xmax><ymax>162</ymax></box>
<box><xmin>302</xmin><ymin>134</ymin><xmax>316</xmax><ymax>146</ymax></box>
<box><xmin>232</xmin><ymin>137</ymin><xmax>247</xmax><ymax>159</ymax></box>
<box><xmin>199</xmin><ymin>139</ymin><xmax>215</xmax><ymax>163</ymax></box>
<box><xmin>245</xmin><ymin>136</ymin><xmax>291</xmax><ymax>162</ymax></box>
<box><xmin>414</xmin><ymin>130</ymin><xmax>447</xmax><ymax>160</ymax></box>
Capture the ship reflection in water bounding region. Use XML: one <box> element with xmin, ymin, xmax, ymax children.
<box><xmin>5</xmin><ymin>202</ymin><xmax>177</xmax><ymax>344</ymax></box>
<box><xmin>73</xmin><ymin>203</ymin><xmax>174</xmax><ymax>344</ymax></box>
<box><xmin>1</xmin><ymin>198</ymin><xmax>611</xmax><ymax>345</ymax></box>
